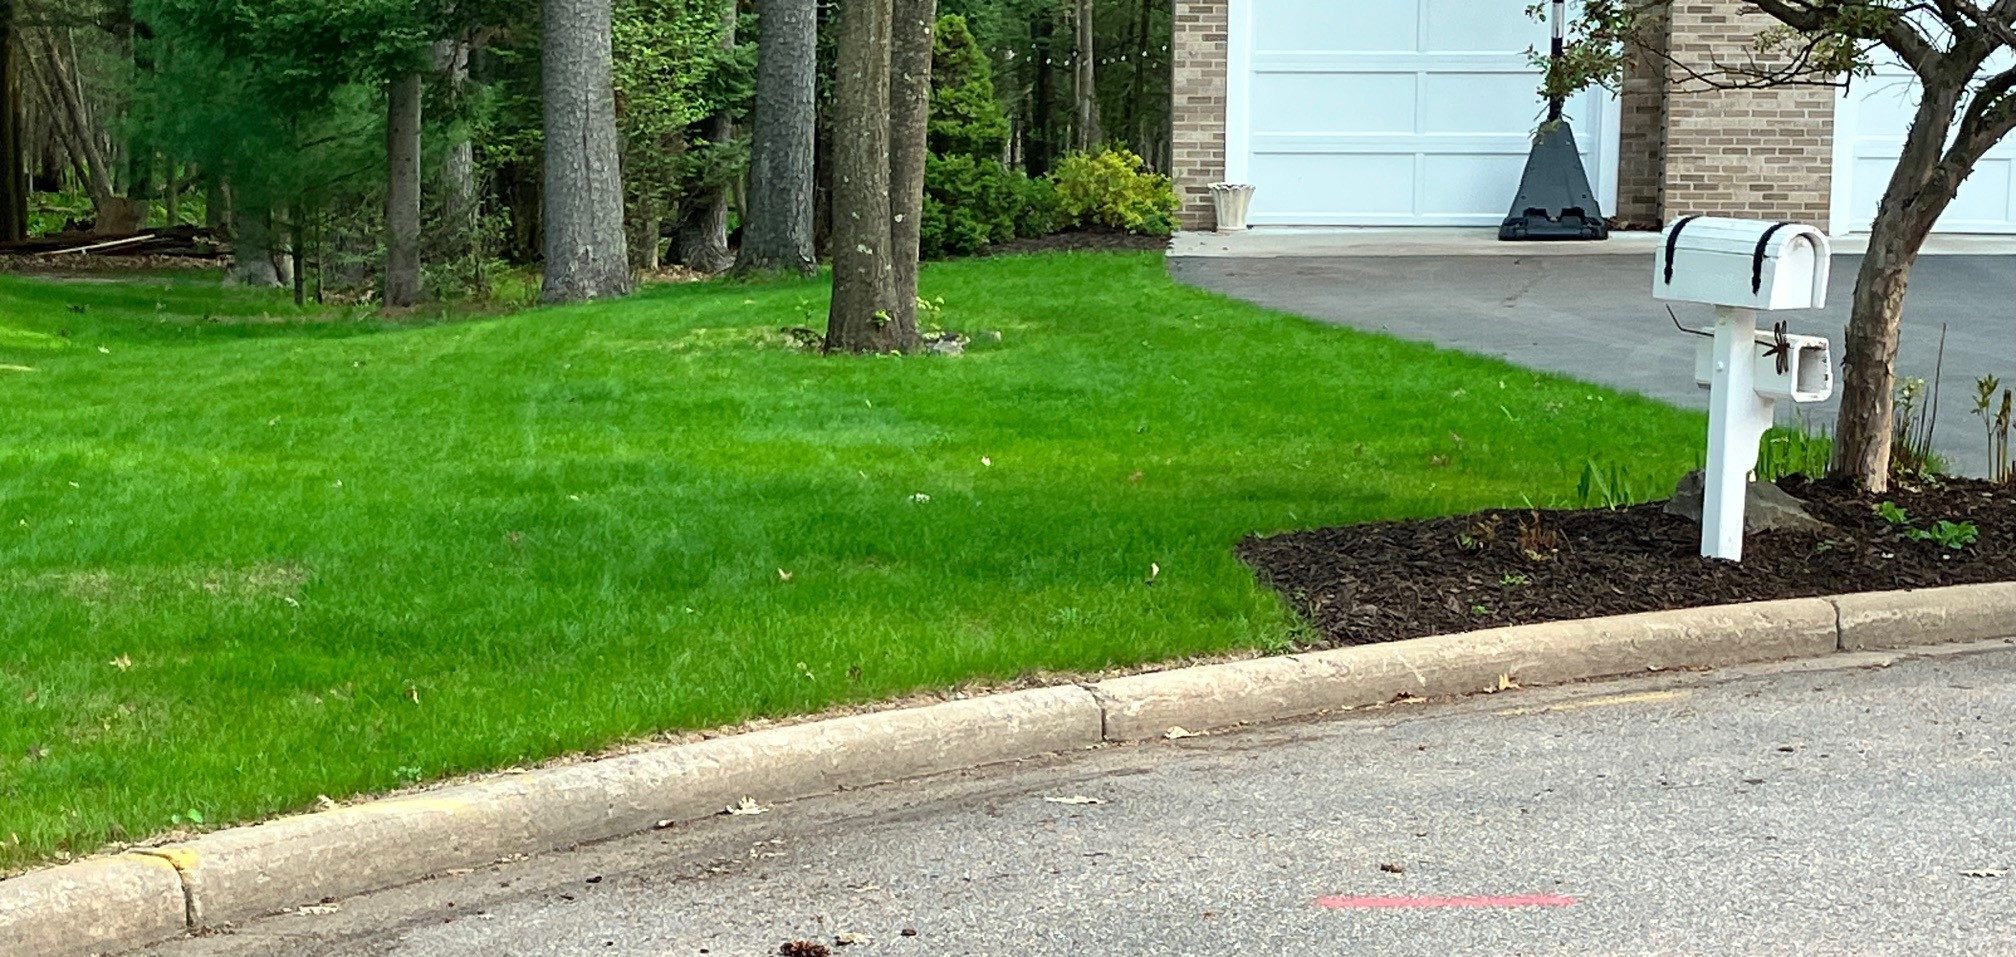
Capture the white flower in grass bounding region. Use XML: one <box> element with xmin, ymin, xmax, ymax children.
<box><xmin>909</xmin><ymin>492</ymin><xmax>931</xmax><ymax>504</ymax></box>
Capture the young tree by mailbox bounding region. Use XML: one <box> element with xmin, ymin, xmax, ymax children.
<box><xmin>1655</xmin><ymin>217</ymin><xmax>1835</xmax><ymax>562</ymax></box>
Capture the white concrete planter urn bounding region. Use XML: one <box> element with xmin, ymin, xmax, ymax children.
<box><xmin>1209</xmin><ymin>182</ymin><xmax>1256</xmax><ymax>232</ymax></box>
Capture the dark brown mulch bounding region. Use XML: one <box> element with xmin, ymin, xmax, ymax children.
<box><xmin>1239</xmin><ymin>476</ymin><xmax>2016</xmax><ymax>647</ymax></box>
<box><xmin>979</xmin><ymin>228</ymin><xmax>1167</xmax><ymax>257</ymax></box>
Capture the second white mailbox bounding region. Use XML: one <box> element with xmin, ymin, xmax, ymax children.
<box><xmin>1654</xmin><ymin>216</ymin><xmax>1831</xmax><ymax>311</ymax></box>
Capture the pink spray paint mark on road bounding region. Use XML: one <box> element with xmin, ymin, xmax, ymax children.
<box><xmin>1316</xmin><ymin>894</ymin><xmax>1578</xmax><ymax>910</ymax></box>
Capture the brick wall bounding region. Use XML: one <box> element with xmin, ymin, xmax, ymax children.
<box><xmin>1661</xmin><ymin>1</ymin><xmax>1834</xmax><ymax>224</ymax></box>
<box><xmin>1171</xmin><ymin>0</ymin><xmax>1228</xmax><ymax>231</ymax></box>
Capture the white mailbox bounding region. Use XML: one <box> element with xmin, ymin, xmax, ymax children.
<box><xmin>1692</xmin><ymin>330</ymin><xmax>1834</xmax><ymax>403</ymax></box>
<box><xmin>1654</xmin><ymin>216</ymin><xmax>1831</xmax><ymax>311</ymax></box>
<box><xmin>1653</xmin><ymin>215</ymin><xmax>1834</xmax><ymax>564</ymax></box>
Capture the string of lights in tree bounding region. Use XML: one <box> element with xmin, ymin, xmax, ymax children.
<box><xmin>1005</xmin><ymin>43</ymin><xmax>1172</xmax><ymax>66</ymax></box>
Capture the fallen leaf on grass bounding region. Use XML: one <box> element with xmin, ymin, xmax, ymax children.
<box><xmin>109</xmin><ymin>655</ymin><xmax>132</xmax><ymax>671</ymax></box>
<box><xmin>724</xmin><ymin>797</ymin><xmax>766</xmax><ymax>816</ymax></box>
<box><xmin>1042</xmin><ymin>795</ymin><xmax>1105</xmax><ymax>806</ymax></box>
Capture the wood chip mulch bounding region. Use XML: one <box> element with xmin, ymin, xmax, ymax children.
<box><xmin>1239</xmin><ymin>476</ymin><xmax>2016</xmax><ymax>647</ymax></box>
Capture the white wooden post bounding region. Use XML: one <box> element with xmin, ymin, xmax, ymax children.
<box><xmin>1701</xmin><ymin>305</ymin><xmax>1775</xmax><ymax>561</ymax></box>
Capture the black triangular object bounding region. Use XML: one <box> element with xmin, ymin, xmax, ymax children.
<box><xmin>1498</xmin><ymin>121</ymin><xmax>1609</xmax><ymax>242</ymax></box>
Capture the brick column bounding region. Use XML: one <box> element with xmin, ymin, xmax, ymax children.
<box><xmin>1171</xmin><ymin>0</ymin><xmax>1228</xmax><ymax>231</ymax></box>
<box><xmin>1661</xmin><ymin>0</ymin><xmax>1834</xmax><ymax>224</ymax></box>
<box><xmin>1613</xmin><ymin>5</ymin><xmax>1672</xmax><ymax>227</ymax></box>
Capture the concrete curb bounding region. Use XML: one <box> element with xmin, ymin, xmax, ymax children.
<box><xmin>1832</xmin><ymin>582</ymin><xmax>2016</xmax><ymax>651</ymax></box>
<box><xmin>1093</xmin><ymin>598</ymin><xmax>1838</xmax><ymax>741</ymax></box>
<box><xmin>0</xmin><ymin>854</ymin><xmax>186</xmax><ymax>957</ymax></box>
<box><xmin>4</xmin><ymin>586</ymin><xmax>2014</xmax><ymax>956</ymax></box>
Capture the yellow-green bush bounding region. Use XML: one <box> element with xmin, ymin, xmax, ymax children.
<box><xmin>1051</xmin><ymin>149</ymin><xmax>1179</xmax><ymax>237</ymax></box>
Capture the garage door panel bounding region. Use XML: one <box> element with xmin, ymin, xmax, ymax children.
<box><xmin>1944</xmin><ymin>159</ymin><xmax>2014</xmax><ymax>226</ymax></box>
<box><xmin>1250</xmin><ymin>154</ymin><xmax>1417</xmax><ymax>218</ymax></box>
<box><xmin>1424</xmin><ymin>0</ymin><xmax>1541</xmax><ymax>51</ymax></box>
<box><xmin>1837</xmin><ymin>54</ymin><xmax>2016</xmax><ymax>233</ymax></box>
<box><xmin>1418</xmin><ymin>153</ymin><xmax>1531</xmax><ymax>216</ymax></box>
<box><xmin>1250</xmin><ymin>72</ymin><xmax>1416</xmax><ymax>134</ymax></box>
<box><xmin>1235</xmin><ymin>0</ymin><xmax>1615</xmax><ymax>226</ymax></box>
<box><xmin>1421</xmin><ymin>72</ymin><xmax>1550</xmax><ymax>134</ymax></box>
<box><xmin>1253</xmin><ymin>0</ymin><xmax>1415</xmax><ymax>52</ymax></box>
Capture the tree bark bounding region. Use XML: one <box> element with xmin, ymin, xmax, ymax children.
<box><xmin>227</xmin><ymin>207</ymin><xmax>290</xmax><ymax>288</ymax></box>
<box><xmin>0</xmin><ymin>0</ymin><xmax>25</xmax><ymax>243</ymax></box>
<box><xmin>541</xmin><ymin>0</ymin><xmax>634</xmax><ymax>303</ymax></box>
<box><xmin>384</xmin><ymin>71</ymin><xmax>424</xmax><ymax>308</ymax></box>
<box><xmin>886</xmin><ymin>0</ymin><xmax>935</xmax><ymax>331</ymax></box>
<box><xmin>677</xmin><ymin>2</ymin><xmax>738</xmax><ymax>274</ymax></box>
<box><xmin>735</xmin><ymin>0</ymin><xmax>819</xmax><ymax>275</ymax></box>
<box><xmin>1830</xmin><ymin>68</ymin><xmax>1965</xmax><ymax>491</ymax></box>
<box><xmin>1072</xmin><ymin>0</ymin><xmax>1099</xmax><ymax>151</ymax></box>
<box><xmin>436</xmin><ymin>38</ymin><xmax>478</xmax><ymax>261</ymax></box>
<box><xmin>30</xmin><ymin>27</ymin><xmax>134</xmax><ymax>233</ymax></box>
<box><xmin>827</xmin><ymin>0</ymin><xmax>912</xmax><ymax>353</ymax></box>
<box><xmin>1027</xmin><ymin>11</ymin><xmax>1055</xmax><ymax>175</ymax></box>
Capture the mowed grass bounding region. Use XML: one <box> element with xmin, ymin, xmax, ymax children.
<box><xmin>0</xmin><ymin>253</ymin><xmax>1703</xmax><ymax>869</ymax></box>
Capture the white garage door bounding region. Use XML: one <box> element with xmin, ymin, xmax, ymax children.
<box><xmin>1833</xmin><ymin>56</ymin><xmax>2016</xmax><ymax>233</ymax></box>
<box><xmin>1225</xmin><ymin>0</ymin><xmax>1619</xmax><ymax>227</ymax></box>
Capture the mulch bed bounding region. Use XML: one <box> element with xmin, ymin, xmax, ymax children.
<box><xmin>1240</xmin><ymin>476</ymin><xmax>2016</xmax><ymax>647</ymax></box>
<box><xmin>979</xmin><ymin>228</ymin><xmax>1167</xmax><ymax>257</ymax></box>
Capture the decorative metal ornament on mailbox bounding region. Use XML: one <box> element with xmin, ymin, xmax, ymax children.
<box><xmin>1654</xmin><ymin>216</ymin><xmax>1836</xmax><ymax>562</ymax></box>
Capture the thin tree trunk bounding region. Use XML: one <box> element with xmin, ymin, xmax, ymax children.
<box><xmin>0</xmin><ymin>0</ymin><xmax>24</xmax><ymax>243</ymax></box>
<box><xmin>736</xmin><ymin>0</ymin><xmax>818</xmax><ymax>275</ymax></box>
<box><xmin>886</xmin><ymin>0</ymin><xmax>935</xmax><ymax>330</ymax></box>
<box><xmin>541</xmin><ymin>0</ymin><xmax>633</xmax><ymax>303</ymax></box>
<box><xmin>32</xmin><ymin>28</ymin><xmax>132</xmax><ymax>232</ymax></box>
<box><xmin>163</xmin><ymin>159</ymin><xmax>180</xmax><ymax>226</ymax></box>
<box><xmin>1072</xmin><ymin>0</ymin><xmax>1099</xmax><ymax>151</ymax></box>
<box><xmin>827</xmin><ymin>0</ymin><xmax>910</xmax><ymax>353</ymax></box>
<box><xmin>1830</xmin><ymin>72</ymin><xmax>1964</xmax><ymax>491</ymax></box>
<box><xmin>384</xmin><ymin>71</ymin><xmax>424</xmax><ymax>308</ymax></box>
<box><xmin>1028</xmin><ymin>11</ymin><xmax>1055</xmax><ymax>175</ymax></box>
<box><xmin>677</xmin><ymin>2</ymin><xmax>738</xmax><ymax>274</ymax></box>
<box><xmin>289</xmin><ymin>203</ymin><xmax>307</xmax><ymax>307</ymax></box>
<box><xmin>435</xmin><ymin>38</ymin><xmax>478</xmax><ymax>261</ymax></box>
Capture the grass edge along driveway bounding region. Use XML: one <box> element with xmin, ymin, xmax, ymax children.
<box><xmin>0</xmin><ymin>252</ymin><xmax>1704</xmax><ymax>870</ymax></box>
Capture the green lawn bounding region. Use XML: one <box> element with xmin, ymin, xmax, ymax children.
<box><xmin>0</xmin><ymin>253</ymin><xmax>1703</xmax><ymax>869</ymax></box>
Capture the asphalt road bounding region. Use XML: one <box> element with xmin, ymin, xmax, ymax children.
<box><xmin>146</xmin><ymin>644</ymin><xmax>2016</xmax><ymax>957</ymax></box>
<box><xmin>1169</xmin><ymin>254</ymin><xmax>2016</xmax><ymax>477</ymax></box>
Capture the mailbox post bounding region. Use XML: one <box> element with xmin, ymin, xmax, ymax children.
<box><xmin>1653</xmin><ymin>217</ymin><xmax>1834</xmax><ymax>561</ymax></box>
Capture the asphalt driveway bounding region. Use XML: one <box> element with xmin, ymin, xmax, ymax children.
<box><xmin>1170</xmin><ymin>252</ymin><xmax>2016</xmax><ymax>477</ymax></box>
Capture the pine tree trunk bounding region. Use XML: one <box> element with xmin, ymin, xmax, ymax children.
<box><xmin>827</xmin><ymin>0</ymin><xmax>912</xmax><ymax>353</ymax></box>
<box><xmin>1072</xmin><ymin>0</ymin><xmax>1099</xmax><ymax>151</ymax></box>
<box><xmin>384</xmin><ymin>71</ymin><xmax>424</xmax><ymax>308</ymax></box>
<box><xmin>886</xmin><ymin>0</ymin><xmax>935</xmax><ymax>330</ymax></box>
<box><xmin>0</xmin><ymin>0</ymin><xmax>24</xmax><ymax>244</ymax></box>
<box><xmin>541</xmin><ymin>0</ymin><xmax>634</xmax><ymax>303</ymax></box>
<box><xmin>227</xmin><ymin>207</ymin><xmax>287</xmax><ymax>288</ymax></box>
<box><xmin>736</xmin><ymin>0</ymin><xmax>818</xmax><ymax>275</ymax></box>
